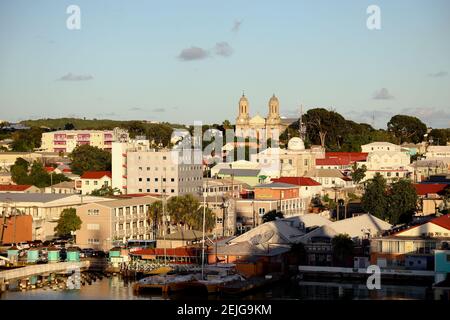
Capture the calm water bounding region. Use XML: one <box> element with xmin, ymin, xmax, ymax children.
<box><xmin>0</xmin><ymin>276</ymin><xmax>444</xmax><ymax>300</ymax></box>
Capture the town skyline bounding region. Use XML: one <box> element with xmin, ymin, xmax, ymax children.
<box><xmin>1</xmin><ymin>0</ymin><xmax>450</xmax><ymax>128</ymax></box>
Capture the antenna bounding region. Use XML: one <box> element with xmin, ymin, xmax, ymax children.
<box><xmin>299</xmin><ymin>104</ymin><xmax>306</xmax><ymax>140</ymax></box>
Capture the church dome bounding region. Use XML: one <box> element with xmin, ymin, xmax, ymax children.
<box><xmin>239</xmin><ymin>94</ymin><xmax>248</xmax><ymax>105</ymax></box>
<box><xmin>269</xmin><ymin>94</ymin><xmax>279</xmax><ymax>105</ymax></box>
<box><xmin>287</xmin><ymin>137</ymin><xmax>305</xmax><ymax>151</ymax></box>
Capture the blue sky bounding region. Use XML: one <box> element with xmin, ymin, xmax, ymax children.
<box><xmin>0</xmin><ymin>0</ymin><xmax>449</xmax><ymax>128</ymax></box>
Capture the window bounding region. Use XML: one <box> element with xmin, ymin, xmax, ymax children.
<box><xmin>94</xmin><ymin>181</ymin><xmax>98</xmax><ymax>186</ymax></box>
<box><xmin>87</xmin><ymin>224</ymin><xmax>100</xmax><ymax>230</ymax></box>
<box><xmin>171</xmin><ymin>189</ymin><xmax>175</xmax><ymax>193</ymax></box>
<box><xmin>139</xmin><ymin>167</ymin><xmax>142</xmax><ymax>171</ymax></box>
<box><xmin>155</xmin><ymin>178</ymin><xmax>159</xmax><ymax>182</ymax></box>
<box><xmin>171</xmin><ymin>178</ymin><xmax>175</xmax><ymax>182</ymax></box>
<box><xmin>147</xmin><ymin>178</ymin><xmax>150</xmax><ymax>182</ymax></box>
<box><xmin>147</xmin><ymin>189</ymin><xmax>150</xmax><ymax>192</ymax></box>
<box><xmin>147</xmin><ymin>167</ymin><xmax>150</xmax><ymax>171</ymax></box>
<box><xmin>138</xmin><ymin>189</ymin><xmax>142</xmax><ymax>192</ymax></box>
<box><xmin>447</xmin><ymin>254</ymin><xmax>450</xmax><ymax>262</ymax></box>
<box><xmin>85</xmin><ymin>181</ymin><xmax>90</xmax><ymax>185</ymax></box>
<box><xmin>88</xmin><ymin>209</ymin><xmax>100</xmax><ymax>216</ymax></box>
<box><xmin>304</xmin><ymin>159</ymin><xmax>308</xmax><ymax>166</ymax></box>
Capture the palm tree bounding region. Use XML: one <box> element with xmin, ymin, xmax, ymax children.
<box><xmin>148</xmin><ymin>201</ymin><xmax>164</xmax><ymax>237</ymax></box>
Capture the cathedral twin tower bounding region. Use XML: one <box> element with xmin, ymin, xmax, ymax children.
<box><xmin>235</xmin><ymin>93</ymin><xmax>285</xmax><ymax>141</ymax></box>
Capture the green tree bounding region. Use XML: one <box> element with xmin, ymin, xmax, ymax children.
<box><xmin>387</xmin><ymin>115</ymin><xmax>427</xmax><ymax>144</ymax></box>
<box><xmin>428</xmin><ymin>128</ymin><xmax>450</xmax><ymax>146</ymax></box>
<box><xmin>54</xmin><ymin>208</ymin><xmax>82</xmax><ymax>237</ymax></box>
<box><xmin>10</xmin><ymin>158</ymin><xmax>32</xmax><ymax>184</ymax></box>
<box><xmin>10</xmin><ymin>127</ymin><xmax>44</xmax><ymax>151</ymax></box>
<box><xmin>70</xmin><ymin>145</ymin><xmax>112</xmax><ymax>175</ymax></box>
<box><xmin>361</xmin><ymin>173</ymin><xmax>388</xmax><ymax>220</ymax></box>
<box><xmin>386</xmin><ymin>179</ymin><xmax>418</xmax><ymax>224</ymax></box>
<box><xmin>351</xmin><ymin>163</ymin><xmax>367</xmax><ymax>184</ymax></box>
<box><xmin>64</xmin><ymin>123</ymin><xmax>75</xmax><ymax>130</ymax></box>
<box><xmin>149</xmin><ymin>201</ymin><xmax>164</xmax><ymax>236</ymax></box>
<box><xmin>332</xmin><ymin>234</ymin><xmax>354</xmax><ymax>267</ymax></box>
<box><xmin>167</xmin><ymin>194</ymin><xmax>215</xmax><ymax>231</ymax></box>
<box><xmin>10</xmin><ymin>159</ymin><xmax>69</xmax><ymax>187</ymax></box>
<box><xmin>261</xmin><ymin>209</ymin><xmax>284</xmax><ymax>223</ymax></box>
<box><xmin>90</xmin><ymin>186</ymin><xmax>121</xmax><ymax>196</ymax></box>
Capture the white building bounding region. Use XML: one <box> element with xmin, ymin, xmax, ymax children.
<box><xmin>75</xmin><ymin>171</ymin><xmax>112</xmax><ymax>195</ymax></box>
<box><xmin>425</xmin><ymin>146</ymin><xmax>450</xmax><ymax>159</ymax></box>
<box><xmin>250</xmin><ymin>138</ymin><xmax>325</xmax><ymax>179</ymax></box>
<box><xmin>359</xmin><ymin>142</ymin><xmax>413</xmax><ymax>182</ymax></box>
<box><xmin>112</xmin><ymin>140</ymin><xmax>203</xmax><ymax>196</ymax></box>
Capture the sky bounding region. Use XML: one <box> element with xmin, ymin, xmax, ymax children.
<box><xmin>0</xmin><ymin>0</ymin><xmax>449</xmax><ymax>128</ymax></box>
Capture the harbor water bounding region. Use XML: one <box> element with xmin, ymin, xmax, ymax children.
<box><xmin>0</xmin><ymin>275</ymin><xmax>444</xmax><ymax>300</ymax></box>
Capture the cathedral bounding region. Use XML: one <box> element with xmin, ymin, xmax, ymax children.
<box><xmin>235</xmin><ymin>94</ymin><xmax>286</xmax><ymax>141</ymax></box>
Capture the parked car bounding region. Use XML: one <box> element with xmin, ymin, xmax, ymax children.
<box><xmin>81</xmin><ymin>248</ymin><xmax>95</xmax><ymax>258</ymax></box>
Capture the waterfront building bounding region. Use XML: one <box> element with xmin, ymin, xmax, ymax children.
<box><xmin>112</xmin><ymin>139</ymin><xmax>203</xmax><ymax>196</ymax></box>
<box><xmin>76</xmin><ymin>196</ymin><xmax>161</xmax><ymax>251</ymax></box>
<box><xmin>40</xmin><ymin>127</ymin><xmax>129</xmax><ymax>153</ymax></box>
<box><xmin>370</xmin><ymin>215</ymin><xmax>450</xmax><ymax>270</ymax></box>
<box><xmin>202</xmin><ymin>178</ymin><xmax>247</xmax><ymax>198</ymax></box>
<box><xmin>75</xmin><ymin>171</ymin><xmax>112</xmax><ymax>195</ymax></box>
<box><xmin>0</xmin><ymin>193</ymin><xmax>109</xmax><ymax>241</ymax></box>
<box><xmin>0</xmin><ymin>215</ymin><xmax>33</xmax><ymax>244</ymax></box>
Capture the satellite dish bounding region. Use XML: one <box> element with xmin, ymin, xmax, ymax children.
<box><xmin>260</xmin><ymin>230</ymin><xmax>274</xmax><ymax>243</ymax></box>
<box><xmin>249</xmin><ymin>234</ymin><xmax>262</xmax><ymax>245</ymax></box>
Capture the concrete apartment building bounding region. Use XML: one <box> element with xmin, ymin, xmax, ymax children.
<box><xmin>235</xmin><ymin>182</ymin><xmax>307</xmax><ymax>232</ymax></box>
<box><xmin>112</xmin><ymin>140</ymin><xmax>203</xmax><ymax>196</ymax></box>
<box><xmin>0</xmin><ymin>193</ymin><xmax>109</xmax><ymax>241</ymax></box>
<box><xmin>40</xmin><ymin>127</ymin><xmax>129</xmax><ymax>153</ymax></box>
<box><xmin>76</xmin><ymin>196</ymin><xmax>160</xmax><ymax>251</ymax></box>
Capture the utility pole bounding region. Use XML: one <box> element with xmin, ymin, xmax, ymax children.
<box><xmin>201</xmin><ymin>191</ymin><xmax>207</xmax><ymax>280</ymax></box>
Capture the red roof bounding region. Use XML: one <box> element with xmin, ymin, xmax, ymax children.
<box><xmin>413</xmin><ymin>184</ymin><xmax>447</xmax><ymax>196</ymax></box>
<box><xmin>62</xmin><ymin>168</ymin><xmax>72</xmax><ymax>173</ymax></box>
<box><xmin>80</xmin><ymin>171</ymin><xmax>112</xmax><ymax>179</ymax></box>
<box><xmin>272</xmin><ymin>177</ymin><xmax>321</xmax><ymax>186</ymax></box>
<box><xmin>44</xmin><ymin>167</ymin><xmax>55</xmax><ymax>172</ymax></box>
<box><xmin>316</xmin><ymin>158</ymin><xmax>352</xmax><ymax>166</ymax></box>
<box><xmin>316</xmin><ymin>152</ymin><xmax>368</xmax><ymax>166</ymax></box>
<box><xmin>395</xmin><ymin>214</ymin><xmax>450</xmax><ymax>235</ymax></box>
<box><xmin>0</xmin><ymin>185</ymin><xmax>34</xmax><ymax>192</ymax></box>
<box><xmin>431</xmin><ymin>214</ymin><xmax>450</xmax><ymax>230</ymax></box>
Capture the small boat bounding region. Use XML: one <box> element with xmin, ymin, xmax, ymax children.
<box><xmin>133</xmin><ymin>274</ymin><xmax>197</xmax><ymax>294</ymax></box>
